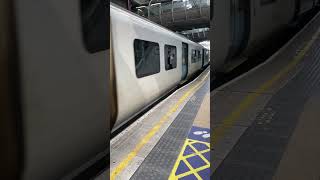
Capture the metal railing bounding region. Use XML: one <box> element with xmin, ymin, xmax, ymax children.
<box><xmin>180</xmin><ymin>27</ymin><xmax>209</xmax><ymax>42</ymax></box>
<box><xmin>135</xmin><ymin>0</ymin><xmax>210</xmax><ymax>24</ymax></box>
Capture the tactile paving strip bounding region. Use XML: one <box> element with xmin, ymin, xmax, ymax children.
<box><xmin>130</xmin><ymin>79</ymin><xmax>209</xmax><ymax>180</ymax></box>
<box><xmin>212</xmin><ymin>15</ymin><xmax>320</xmax><ymax>180</ymax></box>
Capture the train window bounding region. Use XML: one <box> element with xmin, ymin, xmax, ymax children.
<box><xmin>193</xmin><ymin>50</ymin><xmax>200</xmax><ymax>63</ymax></box>
<box><xmin>134</xmin><ymin>39</ymin><xmax>160</xmax><ymax>78</ymax></box>
<box><xmin>205</xmin><ymin>50</ymin><xmax>209</xmax><ymax>61</ymax></box>
<box><xmin>210</xmin><ymin>0</ymin><xmax>214</xmax><ymax>20</ymax></box>
<box><xmin>80</xmin><ymin>0</ymin><xmax>109</xmax><ymax>53</ymax></box>
<box><xmin>165</xmin><ymin>45</ymin><xmax>177</xmax><ymax>70</ymax></box>
<box><xmin>192</xmin><ymin>50</ymin><xmax>197</xmax><ymax>63</ymax></box>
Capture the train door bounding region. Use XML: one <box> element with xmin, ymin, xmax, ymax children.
<box><xmin>227</xmin><ymin>0</ymin><xmax>250</xmax><ymax>60</ymax></box>
<box><xmin>202</xmin><ymin>49</ymin><xmax>205</xmax><ymax>67</ymax></box>
<box><xmin>0</xmin><ymin>0</ymin><xmax>21</xmax><ymax>179</ymax></box>
<box><xmin>14</xmin><ymin>0</ymin><xmax>109</xmax><ymax>179</ymax></box>
<box><xmin>181</xmin><ymin>42</ymin><xmax>188</xmax><ymax>80</ymax></box>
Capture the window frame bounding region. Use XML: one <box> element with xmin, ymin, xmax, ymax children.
<box><xmin>164</xmin><ymin>44</ymin><xmax>177</xmax><ymax>71</ymax></box>
<box><xmin>80</xmin><ymin>0</ymin><xmax>109</xmax><ymax>53</ymax></box>
<box><xmin>205</xmin><ymin>50</ymin><xmax>209</xmax><ymax>62</ymax></box>
<box><xmin>192</xmin><ymin>49</ymin><xmax>197</xmax><ymax>63</ymax></box>
<box><xmin>133</xmin><ymin>39</ymin><xmax>161</xmax><ymax>78</ymax></box>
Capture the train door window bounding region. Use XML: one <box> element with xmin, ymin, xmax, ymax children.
<box><xmin>80</xmin><ymin>0</ymin><xmax>109</xmax><ymax>53</ymax></box>
<box><xmin>192</xmin><ymin>50</ymin><xmax>197</xmax><ymax>63</ymax></box>
<box><xmin>205</xmin><ymin>50</ymin><xmax>209</xmax><ymax>62</ymax></box>
<box><xmin>134</xmin><ymin>39</ymin><xmax>160</xmax><ymax>78</ymax></box>
<box><xmin>164</xmin><ymin>45</ymin><xmax>177</xmax><ymax>70</ymax></box>
<box><xmin>198</xmin><ymin>50</ymin><xmax>201</xmax><ymax>62</ymax></box>
<box><xmin>202</xmin><ymin>49</ymin><xmax>205</xmax><ymax>62</ymax></box>
<box><xmin>194</xmin><ymin>50</ymin><xmax>198</xmax><ymax>62</ymax></box>
<box><xmin>210</xmin><ymin>0</ymin><xmax>214</xmax><ymax>20</ymax></box>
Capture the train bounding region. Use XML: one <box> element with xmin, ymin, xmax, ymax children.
<box><xmin>212</xmin><ymin>0</ymin><xmax>320</xmax><ymax>73</ymax></box>
<box><xmin>1</xmin><ymin>1</ymin><xmax>208</xmax><ymax>179</ymax></box>
<box><xmin>110</xmin><ymin>3</ymin><xmax>210</xmax><ymax>132</ymax></box>
<box><xmin>1</xmin><ymin>0</ymin><xmax>108</xmax><ymax>179</ymax></box>
<box><xmin>2</xmin><ymin>0</ymin><xmax>319</xmax><ymax>179</ymax></box>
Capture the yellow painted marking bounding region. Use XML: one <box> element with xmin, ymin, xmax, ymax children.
<box><xmin>111</xmin><ymin>72</ymin><xmax>209</xmax><ymax>180</ymax></box>
<box><xmin>169</xmin><ymin>139</ymin><xmax>210</xmax><ymax>179</ymax></box>
<box><xmin>212</xmin><ymin>27</ymin><xmax>320</xmax><ymax>147</ymax></box>
<box><xmin>183</xmin><ymin>148</ymin><xmax>210</xmax><ymax>159</ymax></box>
<box><xmin>177</xmin><ymin>165</ymin><xmax>210</xmax><ymax>179</ymax></box>
<box><xmin>182</xmin><ymin>158</ymin><xmax>202</xmax><ymax>179</ymax></box>
<box><xmin>188</xmin><ymin>142</ymin><xmax>210</xmax><ymax>165</ymax></box>
<box><xmin>169</xmin><ymin>139</ymin><xmax>189</xmax><ymax>180</ymax></box>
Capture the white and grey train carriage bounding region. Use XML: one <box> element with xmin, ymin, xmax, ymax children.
<box><xmin>110</xmin><ymin>3</ymin><xmax>210</xmax><ymax>132</ymax></box>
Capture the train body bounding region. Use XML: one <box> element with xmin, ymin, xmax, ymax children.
<box><xmin>4</xmin><ymin>0</ymin><xmax>319</xmax><ymax>179</ymax></box>
<box><xmin>212</xmin><ymin>0</ymin><xmax>319</xmax><ymax>73</ymax></box>
<box><xmin>110</xmin><ymin>4</ymin><xmax>210</xmax><ymax>132</ymax></box>
<box><xmin>1</xmin><ymin>0</ymin><xmax>108</xmax><ymax>179</ymax></box>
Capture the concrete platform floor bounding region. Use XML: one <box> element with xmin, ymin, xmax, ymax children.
<box><xmin>109</xmin><ymin>68</ymin><xmax>209</xmax><ymax>180</ymax></box>
<box><xmin>211</xmin><ymin>10</ymin><xmax>320</xmax><ymax>180</ymax></box>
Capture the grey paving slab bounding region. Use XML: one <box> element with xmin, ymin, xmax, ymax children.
<box><xmin>95</xmin><ymin>169</ymin><xmax>109</xmax><ymax>180</ymax></box>
<box><xmin>130</xmin><ymin>79</ymin><xmax>209</xmax><ymax>180</ymax></box>
<box><xmin>212</xmin><ymin>158</ymin><xmax>223</xmax><ymax>173</ymax></box>
<box><xmin>212</xmin><ymin>91</ymin><xmax>271</xmax><ymax>128</ymax></box>
<box><xmin>221</xmin><ymin>12</ymin><xmax>320</xmax><ymax>94</ymax></box>
<box><xmin>212</xmin><ymin>12</ymin><xmax>320</xmax><ymax>180</ymax></box>
<box><xmin>273</xmin><ymin>92</ymin><xmax>320</xmax><ymax>180</ymax></box>
<box><xmin>110</xmin><ymin>69</ymin><xmax>209</xmax><ymax>180</ymax></box>
<box><xmin>193</xmin><ymin>92</ymin><xmax>210</xmax><ymax>128</ymax></box>
<box><xmin>212</xmin><ymin>126</ymin><xmax>247</xmax><ymax>160</ymax></box>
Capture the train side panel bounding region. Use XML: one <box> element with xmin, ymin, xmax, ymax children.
<box><xmin>211</xmin><ymin>0</ymin><xmax>231</xmax><ymax>72</ymax></box>
<box><xmin>242</xmin><ymin>0</ymin><xmax>295</xmax><ymax>57</ymax></box>
<box><xmin>16</xmin><ymin>0</ymin><xmax>108</xmax><ymax>179</ymax></box>
<box><xmin>111</xmin><ymin>5</ymin><xmax>204</xmax><ymax>130</ymax></box>
<box><xmin>299</xmin><ymin>0</ymin><xmax>317</xmax><ymax>15</ymax></box>
<box><xmin>187</xmin><ymin>45</ymin><xmax>203</xmax><ymax>78</ymax></box>
<box><xmin>111</xmin><ymin>6</ymin><xmax>182</xmax><ymax>130</ymax></box>
<box><xmin>212</xmin><ymin>0</ymin><xmax>317</xmax><ymax>72</ymax></box>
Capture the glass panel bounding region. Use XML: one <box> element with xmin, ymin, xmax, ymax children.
<box><xmin>134</xmin><ymin>39</ymin><xmax>161</xmax><ymax>78</ymax></box>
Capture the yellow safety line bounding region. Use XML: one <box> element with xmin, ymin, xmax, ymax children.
<box><xmin>212</xmin><ymin>27</ymin><xmax>320</xmax><ymax>147</ymax></box>
<box><xmin>111</xmin><ymin>71</ymin><xmax>209</xmax><ymax>180</ymax></box>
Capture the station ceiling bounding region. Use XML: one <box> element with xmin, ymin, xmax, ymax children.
<box><xmin>132</xmin><ymin>0</ymin><xmax>174</xmax><ymax>5</ymax></box>
<box><xmin>111</xmin><ymin>0</ymin><xmax>210</xmax><ymax>42</ymax></box>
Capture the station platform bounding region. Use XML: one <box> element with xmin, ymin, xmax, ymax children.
<box><xmin>109</xmin><ymin>68</ymin><xmax>210</xmax><ymax>180</ymax></box>
<box><xmin>211</xmin><ymin>11</ymin><xmax>320</xmax><ymax>180</ymax></box>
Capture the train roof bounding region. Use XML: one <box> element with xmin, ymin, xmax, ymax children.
<box><xmin>110</xmin><ymin>3</ymin><xmax>202</xmax><ymax>47</ymax></box>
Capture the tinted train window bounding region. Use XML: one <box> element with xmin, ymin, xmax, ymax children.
<box><xmin>134</xmin><ymin>39</ymin><xmax>160</xmax><ymax>78</ymax></box>
<box><xmin>192</xmin><ymin>50</ymin><xmax>201</xmax><ymax>63</ymax></box>
<box><xmin>205</xmin><ymin>50</ymin><xmax>209</xmax><ymax>61</ymax></box>
<box><xmin>165</xmin><ymin>45</ymin><xmax>177</xmax><ymax>70</ymax></box>
<box><xmin>80</xmin><ymin>0</ymin><xmax>109</xmax><ymax>53</ymax></box>
<box><xmin>210</xmin><ymin>0</ymin><xmax>214</xmax><ymax>20</ymax></box>
<box><xmin>192</xmin><ymin>50</ymin><xmax>197</xmax><ymax>63</ymax></box>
